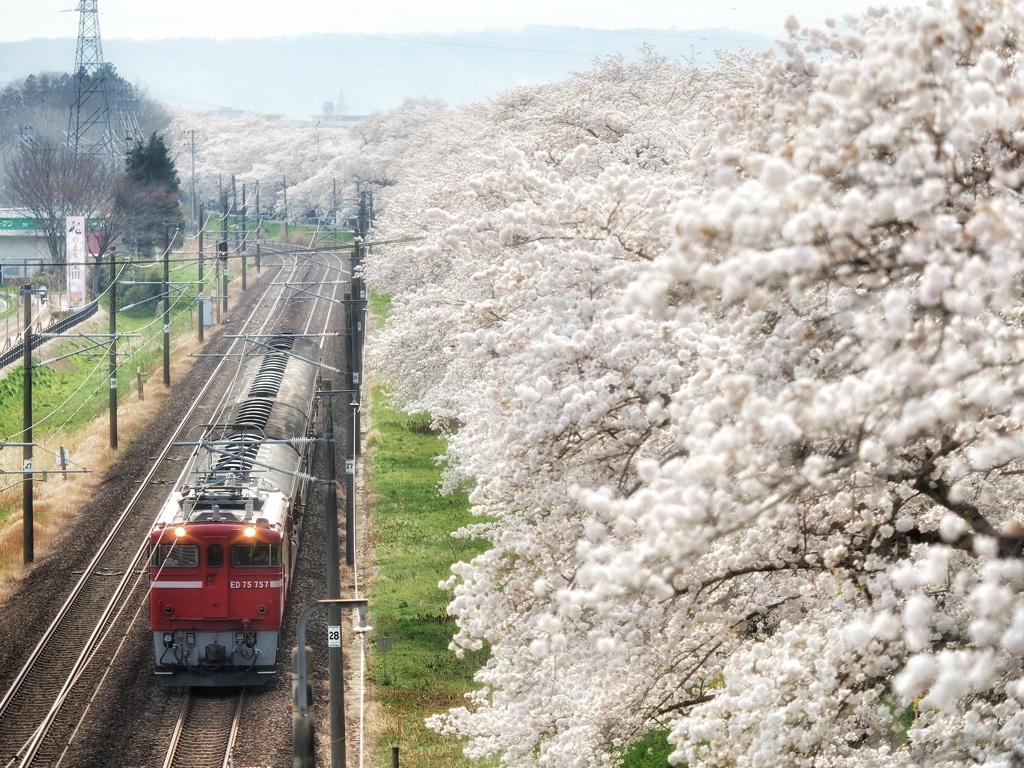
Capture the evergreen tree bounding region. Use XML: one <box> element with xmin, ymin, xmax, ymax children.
<box><xmin>117</xmin><ymin>132</ymin><xmax>181</xmax><ymax>255</ymax></box>
<box><xmin>125</xmin><ymin>132</ymin><xmax>180</xmax><ymax>190</ymax></box>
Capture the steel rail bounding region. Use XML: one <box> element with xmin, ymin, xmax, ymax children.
<box><xmin>161</xmin><ymin>688</ymin><xmax>245</xmax><ymax>768</ymax></box>
<box><xmin>163</xmin><ymin>690</ymin><xmax>191</xmax><ymax>768</ymax></box>
<box><xmin>3</xmin><ymin>246</ymin><xmax>346</xmax><ymax>767</ymax></box>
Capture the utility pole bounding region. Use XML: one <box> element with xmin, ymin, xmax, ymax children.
<box><xmin>221</xmin><ymin>183</ymin><xmax>228</xmax><ymax>251</ymax></box>
<box><xmin>198</xmin><ymin>205</ymin><xmax>204</xmax><ymax>344</ymax></box>
<box><xmin>346</xmin><ymin>395</ymin><xmax>356</xmax><ymax>566</ymax></box>
<box><xmin>282</xmin><ymin>175</ymin><xmax>288</xmax><ymax>245</ymax></box>
<box><xmin>109</xmin><ymin>247</ymin><xmax>117</xmax><ymax>450</ymax></box>
<box><xmin>322</xmin><ymin>381</ymin><xmax>346</xmax><ymax>768</ymax></box>
<box><xmin>343</xmin><ymin>288</ymin><xmax>357</xmax><ymax>568</ymax></box>
<box><xmin>232</xmin><ymin>175</ymin><xmax>239</xmax><ymax>255</ymax></box>
<box><xmin>350</xmin><ymin>189</ymin><xmax>369</xmax><ymax>458</ymax></box>
<box><xmin>255</xmin><ymin>182</ymin><xmax>261</xmax><ymax>272</ymax></box>
<box><xmin>221</xmin><ymin>191</ymin><xmax>229</xmax><ymax>314</ymax></box>
<box><xmin>163</xmin><ymin>225</ymin><xmax>171</xmax><ymax>386</ymax></box>
<box><xmin>214</xmin><ymin>245</ymin><xmax>222</xmax><ymax>327</ymax></box>
<box><xmin>189</xmin><ymin>129</ymin><xmax>197</xmax><ymax>235</ymax></box>
<box><xmin>293</xmin><ymin>599</ymin><xmax>371</xmax><ymax>768</ymax></box>
<box><xmin>222</xmin><ymin>254</ymin><xmax>229</xmax><ymax>315</ymax></box>
<box><xmin>241</xmin><ymin>183</ymin><xmax>248</xmax><ymax>252</ymax></box>
<box><xmin>22</xmin><ymin>285</ymin><xmax>33</xmax><ymax>563</ymax></box>
<box><xmin>241</xmin><ymin>182</ymin><xmax>247</xmax><ymax>291</ymax></box>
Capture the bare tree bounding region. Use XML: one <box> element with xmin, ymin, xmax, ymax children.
<box><xmin>86</xmin><ymin>172</ymin><xmax>156</xmax><ymax>295</ymax></box>
<box><xmin>3</xmin><ymin>138</ymin><xmax>115</xmax><ymax>289</ymax></box>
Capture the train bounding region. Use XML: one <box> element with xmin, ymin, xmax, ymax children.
<box><xmin>148</xmin><ymin>334</ymin><xmax>321</xmax><ymax>686</ymax></box>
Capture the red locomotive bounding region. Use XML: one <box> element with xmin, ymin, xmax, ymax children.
<box><xmin>149</xmin><ymin>335</ymin><xmax>320</xmax><ymax>686</ymax></box>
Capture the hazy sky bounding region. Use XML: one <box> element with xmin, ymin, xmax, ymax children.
<box><xmin>0</xmin><ymin>0</ymin><xmax>930</xmax><ymax>42</ymax></box>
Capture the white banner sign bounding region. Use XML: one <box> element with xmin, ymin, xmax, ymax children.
<box><xmin>66</xmin><ymin>216</ymin><xmax>86</xmax><ymax>309</ymax></box>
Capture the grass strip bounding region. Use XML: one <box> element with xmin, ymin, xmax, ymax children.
<box><xmin>367</xmin><ymin>383</ymin><xmax>495</xmax><ymax>767</ymax></box>
<box><xmin>0</xmin><ymin>293</ymin><xmax>195</xmax><ymax>525</ymax></box>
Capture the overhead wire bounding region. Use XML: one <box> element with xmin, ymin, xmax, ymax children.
<box><xmin>1</xmin><ymin>258</ymin><xmax>131</xmax><ymax>442</ymax></box>
<box><xmin>0</xmin><ymin>204</ymin><xmax>296</xmax><ymax>483</ymax></box>
<box><xmin>1</xmin><ymin>240</ymin><xmax>201</xmax><ymax>456</ymax></box>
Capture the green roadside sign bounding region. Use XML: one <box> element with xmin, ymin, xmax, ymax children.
<box><xmin>0</xmin><ymin>218</ymin><xmax>38</xmax><ymax>231</ymax></box>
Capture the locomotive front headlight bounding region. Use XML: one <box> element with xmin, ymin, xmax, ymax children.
<box><xmin>174</xmin><ymin>526</ymin><xmax>186</xmax><ymax>538</ymax></box>
<box><xmin>243</xmin><ymin>526</ymin><xmax>256</xmax><ymax>538</ymax></box>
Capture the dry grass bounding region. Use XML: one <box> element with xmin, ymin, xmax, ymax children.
<box><xmin>0</xmin><ymin>331</ymin><xmax>203</xmax><ymax>607</ymax></box>
<box><xmin>364</xmin><ymin>428</ymin><xmax>382</xmax><ymax>450</ymax></box>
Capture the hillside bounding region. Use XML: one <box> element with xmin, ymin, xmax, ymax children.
<box><xmin>0</xmin><ymin>27</ymin><xmax>773</xmax><ymax>119</ymax></box>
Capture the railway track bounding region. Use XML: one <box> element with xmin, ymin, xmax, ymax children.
<box><xmin>162</xmin><ymin>688</ymin><xmax>244</xmax><ymax>768</ymax></box>
<box><xmin>0</xmin><ymin>546</ymin><xmax>152</xmax><ymax>767</ymax></box>
<box><xmin>0</xmin><ymin>246</ymin><xmax>348</xmax><ymax>768</ymax></box>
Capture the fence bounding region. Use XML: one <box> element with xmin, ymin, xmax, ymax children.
<box><xmin>0</xmin><ymin>300</ymin><xmax>99</xmax><ymax>370</ymax></box>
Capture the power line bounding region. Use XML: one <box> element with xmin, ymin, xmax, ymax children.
<box><xmin>0</xmin><ymin>1</ymin><xmax>932</xmax><ymax>44</ymax></box>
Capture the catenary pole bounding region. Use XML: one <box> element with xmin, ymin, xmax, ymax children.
<box><xmin>344</xmin><ymin>295</ymin><xmax>356</xmax><ymax>568</ymax></box>
<box><xmin>322</xmin><ymin>382</ymin><xmax>346</xmax><ymax>767</ymax></box>
<box><xmin>232</xmin><ymin>174</ymin><xmax>239</xmax><ymax>256</ymax></box>
<box><xmin>282</xmin><ymin>175</ymin><xmax>288</xmax><ymax>245</ymax></box>
<box><xmin>190</xmin><ymin>128</ymin><xmax>197</xmax><ymax>234</ymax></box>
<box><xmin>222</xmin><ymin>189</ymin><xmax>229</xmax><ymax>314</ymax></box>
<box><xmin>163</xmin><ymin>225</ymin><xmax>171</xmax><ymax>386</ymax></box>
<box><xmin>198</xmin><ymin>205</ymin><xmax>204</xmax><ymax>343</ymax></box>
<box><xmin>254</xmin><ymin>181</ymin><xmax>261</xmax><ymax>272</ymax></box>
<box><xmin>241</xmin><ymin>182</ymin><xmax>247</xmax><ymax>290</ymax></box>
<box><xmin>22</xmin><ymin>285</ymin><xmax>33</xmax><ymax>563</ymax></box>
<box><xmin>109</xmin><ymin>247</ymin><xmax>117</xmax><ymax>449</ymax></box>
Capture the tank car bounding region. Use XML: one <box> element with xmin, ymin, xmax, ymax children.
<box><xmin>149</xmin><ymin>335</ymin><xmax>320</xmax><ymax>686</ymax></box>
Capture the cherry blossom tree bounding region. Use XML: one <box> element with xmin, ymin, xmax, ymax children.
<box><xmin>165</xmin><ymin>111</ymin><xmax>360</xmax><ymax>221</ymax></box>
<box><xmin>362</xmin><ymin>1</ymin><xmax>1024</xmax><ymax>766</ymax></box>
<box><xmin>365</xmin><ymin>50</ymin><xmax>736</xmax><ymax>418</ymax></box>
<box><xmin>612</xmin><ymin>3</ymin><xmax>1024</xmax><ymax>764</ymax></box>
<box><xmin>363</xmin><ymin>46</ymin><xmax>755</xmax><ymax>767</ymax></box>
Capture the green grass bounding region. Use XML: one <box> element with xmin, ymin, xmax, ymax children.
<box><xmin>250</xmin><ymin>220</ymin><xmax>346</xmax><ymax>247</ymax></box>
<box><xmin>366</xmin><ymin>392</ymin><xmax>682</xmax><ymax>767</ymax></box>
<box><xmin>0</xmin><ymin>289</ymin><xmax>192</xmax><ymax>439</ymax></box>
<box><xmin>368</xmin><ymin>386</ymin><xmax>495</xmax><ymax>767</ymax></box>
<box><xmin>367</xmin><ymin>288</ymin><xmax>680</xmax><ymax>767</ymax></box>
<box><xmin>0</xmin><ymin>259</ymin><xmax>203</xmax><ymax>525</ymax></box>
<box><xmin>369</xmin><ymin>293</ymin><xmax>391</xmax><ymax>318</ymax></box>
<box><xmin>0</xmin><ymin>286</ymin><xmax>19</xmax><ymax>323</ymax></box>
<box><xmin>619</xmin><ymin>731</ymin><xmax>675</xmax><ymax>767</ymax></box>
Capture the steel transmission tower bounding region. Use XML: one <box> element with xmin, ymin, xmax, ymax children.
<box><xmin>68</xmin><ymin>0</ymin><xmax>139</xmax><ymax>168</ymax></box>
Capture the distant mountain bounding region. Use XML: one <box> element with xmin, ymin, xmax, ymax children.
<box><xmin>0</xmin><ymin>28</ymin><xmax>774</xmax><ymax>120</ymax></box>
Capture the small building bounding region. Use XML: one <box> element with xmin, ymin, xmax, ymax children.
<box><xmin>0</xmin><ymin>209</ymin><xmax>48</xmax><ymax>280</ymax></box>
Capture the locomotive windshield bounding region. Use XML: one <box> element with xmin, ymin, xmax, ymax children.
<box><xmin>151</xmin><ymin>543</ymin><xmax>200</xmax><ymax>568</ymax></box>
<box><xmin>231</xmin><ymin>543</ymin><xmax>282</xmax><ymax>567</ymax></box>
